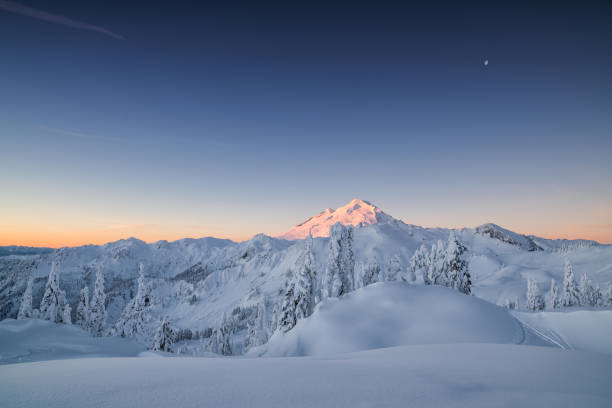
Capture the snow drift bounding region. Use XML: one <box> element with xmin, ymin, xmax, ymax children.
<box><xmin>252</xmin><ymin>283</ymin><xmax>551</xmax><ymax>357</ymax></box>
<box><xmin>0</xmin><ymin>319</ymin><xmax>144</xmax><ymax>364</ymax></box>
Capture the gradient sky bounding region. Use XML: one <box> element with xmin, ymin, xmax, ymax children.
<box><xmin>1</xmin><ymin>0</ymin><xmax>611</xmax><ymax>247</ymax></box>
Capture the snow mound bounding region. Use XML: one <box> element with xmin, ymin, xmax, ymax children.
<box><xmin>276</xmin><ymin>198</ymin><xmax>399</xmax><ymax>240</ymax></box>
<box><xmin>0</xmin><ymin>319</ymin><xmax>144</xmax><ymax>364</ymax></box>
<box><xmin>252</xmin><ymin>283</ymin><xmax>551</xmax><ymax>356</ymax></box>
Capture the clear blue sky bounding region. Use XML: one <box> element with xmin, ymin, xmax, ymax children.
<box><xmin>1</xmin><ymin>1</ymin><xmax>611</xmax><ymax>246</ymax></box>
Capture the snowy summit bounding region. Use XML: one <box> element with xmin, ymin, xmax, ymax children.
<box><xmin>276</xmin><ymin>198</ymin><xmax>398</xmax><ymax>240</ymax></box>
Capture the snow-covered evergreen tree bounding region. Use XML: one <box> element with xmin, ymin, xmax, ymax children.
<box><xmin>17</xmin><ymin>277</ymin><xmax>33</xmax><ymax>320</ymax></box>
<box><xmin>426</xmin><ymin>240</ymin><xmax>446</xmax><ymax>286</ymax></box>
<box><xmin>514</xmin><ymin>296</ymin><xmax>520</xmax><ymax>311</ymax></box>
<box><xmin>547</xmin><ymin>279</ymin><xmax>560</xmax><ymax>309</ymax></box>
<box><xmin>279</xmin><ymin>234</ymin><xmax>317</xmax><ymax>333</ymax></box>
<box><xmin>444</xmin><ymin>231</ymin><xmax>471</xmax><ymax>294</ymax></box>
<box><xmin>561</xmin><ymin>259</ymin><xmax>580</xmax><ymax>307</ymax></box>
<box><xmin>608</xmin><ymin>282</ymin><xmax>612</xmax><ymax>306</ymax></box>
<box><xmin>578</xmin><ymin>272</ymin><xmax>598</xmax><ymax>307</ymax></box>
<box><xmin>358</xmin><ymin>261</ymin><xmax>380</xmax><ymax>289</ymax></box>
<box><xmin>386</xmin><ymin>255</ymin><xmax>402</xmax><ymax>282</ymax></box>
<box><xmin>75</xmin><ymin>286</ymin><xmax>90</xmax><ymax>327</ymax></box>
<box><xmin>591</xmin><ymin>284</ymin><xmax>603</xmax><ymax>307</ymax></box>
<box><xmin>152</xmin><ymin>316</ymin><xmax>177</xmax><ymax>352</ymax></box>
<box><xmin>410</xmin><ymin>245</ymin><xmax>429</xmax><ymax>284</ymax></box>
<box><xmin>247</xmin><ymin>301</ymin><xmax>268</xmax><ymax>349</ymax></box>
<box><xmin>322</xmin><ymin>223</ymin><xmax>354</xmax><ymax>299</ymax></box>
<box><xmin>39</xmin><ymin>260</ymin><xmax>72</xmax><ymax>324</ymax></box>
<box><xmin>208</xmin><ymin>326</ymin><xmax>232</xmax><ymax>355</ymax></box>
<box><xmin>114</xmin><ymin>262</ymin><xmax>153</xmax><ymax>338</ymax></box>
<box><xmin>526</xmin><ymin>278</ymin><xmax>545</xmax><ymax>311</ymax></box>
<box><xmin>505</xmin><ymin>297</ymin><xmax>516</xmax><ymax>309</ymax></box>
<box><xmin>88</xmin><ymin>267</ymin><xmax>107</xmax><ymax>336</ymax></box>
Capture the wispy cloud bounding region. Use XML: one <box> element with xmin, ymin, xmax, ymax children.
<box><xmin>36</xmin><ymin>125</ymin><xmax>124</xmax><ymax>142</ymax></box>
<box><xmin>0</xmin><ymin>0</ymin><xmax>123</xmax><ymax>40</ymax></box>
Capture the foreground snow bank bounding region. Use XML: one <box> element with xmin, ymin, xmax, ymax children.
<box><xmin>0</xmin><ymin>319</ymin><xmax>144</xmax><ymax>364</ymax></box>
<box><xmin>514</xmin><ymin>310</ymin><xmax>612</xmax><ymax>355</ymax></box>
<box><xmin>1</xmin><ymin>344</ymin><xmax>611</xmax><ymax>408</ymax></box>
<box><xmin>254</xmin><ymin>283</ymin><xmax>550</xmax><ymax>356</ymax></box>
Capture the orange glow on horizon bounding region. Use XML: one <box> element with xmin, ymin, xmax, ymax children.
<box><xmin>2</xmin><ymin>222</ymin><xmax>611</xmax><ymax>248</ymax></box>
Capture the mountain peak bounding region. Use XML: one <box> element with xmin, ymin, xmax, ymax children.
<box><xmin>276</xmin><ymin>199</ymin><xmax>398</xmax><ymax>240</ymax></box>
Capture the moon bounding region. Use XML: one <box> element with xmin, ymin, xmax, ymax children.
<box><xmin>484</xmin><ymin>59</ymin><xmax>489</xmax><ymax>66</ymax></box>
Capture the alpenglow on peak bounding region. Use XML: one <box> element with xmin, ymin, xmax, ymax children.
<box><xmin>275</xmin><ymin>198</ymin><xmax>399</xmax><ymax>240</ymax></box>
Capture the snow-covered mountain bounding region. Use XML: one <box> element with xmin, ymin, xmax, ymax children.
<box><xmin>0</xmin><ymin>198</ymin><xmax>611</xmax><ymax>356</ymax></box>
<box><xmin>275</xmin><ymin>198</ymin><xmax>399</xmax><ymax>239</ymax></box>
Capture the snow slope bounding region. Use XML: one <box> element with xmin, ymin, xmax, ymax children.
<box><xmin>275</xmin><ymin>198</ymin><xmax>399</xmax><ymax>239</ymax></box>
<box><xmin>0</xmin><ymin>319</ymin><xmax>144</xmax><ymax>364</ymax></box>
<box><xmin>253</xmin><ymin>283</ymin><xmax>551</xmax><ymax>357</ymax></box>
<box><xmin>1</xmin><ymin>344</ymin><xmax>611</xmax><ymax>408</ymax></box>
<box><xmin>514</xmin><ymin>310</ymin><xmax>612</xmax><ymax>355</ymax></box>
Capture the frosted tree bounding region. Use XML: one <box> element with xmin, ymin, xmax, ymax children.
<box><xmin>75</xmin><ymin>287</ymin><xmax>90</xmax><ymax>327</ymax></box>
<box><xmin>322</xmin><ymin>223</ymin><xmax>354</xmax><ymax>299</ymax></box>
<box><xmin>152</xmin><ymin>317</ymin><xmax>177</xmax><ymax>352</ymax></box>
<box><xmin>514</xmin><ymin>296</ymin><xmax>520</xmax><ymax>311</ymax></box>
<box><xmin>412</xmin><ymin>245</ymin><xmax>430</xmax><ymax>284</ymax></box>
<box><xmin>505</xmin><ymin>297</ymin><xmax>516</xmax><ymax>309</ymax></box>
<box><xmin>17</xmin><ymin>277</ymin><xmax>34</xmax><ymax>319</ymax></box>
<box><xmin>561</xmin><ymin>259</ymin><xmax>579</xmax><ymax>307</ymax></box>
<box><xmin>114</xmin><ymin>262</ymin><xmax>153</xmax><ymax>338</ymax></box>
<box><xmin>547</xmin><ymin>279</ymin><xmax>560</xmax><ymax>309</ymax></box>
<box><xmin>608</xmin><ymin>282</ymin><xmax>612</xmax><ymax>306</ymax></box>
<box><xmin>39</xmin><ymin>260</ymin><xmax>72</xmax><ymax>324</ymax></box>
<box><xmin>591</xmin><ymin>284</ymin><xmax>603</xmax><ymax>307</ymax></box>
<box><xmin>88</xmin><ymin>267</ymin><xmax>107</xmax><ymax>336</ymax></box>
<box><xmin>208</xmin><ymin>325</ymin><xmax>232</xmax><ymax>355</ymax></box>
<box><xmin>426</xmin><ymin>241</ymin><xmax>446</xmax><ymax>286</ymax></box>
<box><xmin>386</xmin><ymin>255</ymin><xmax>403</xmax><ymax>282</ymax></box>
<box><xmin>526</xmin><ymin>278</ymin><xmax>545</xmax><ymax>311</ymax></box>
<box><xmin>444</xmin><ymin>231</ymin><xmax>471</xmax><ymax>294</ymax></box>
<box><xmin>279</xmin><ymin>234</ymin><xmax>317</xmax><ymax>332</ymax></box>
<box><xmin>579</xmin><ymin>273</ymin><xmax>594</xmax><ymax>306</ymax></box>
<box><xmin>410</xmin><ymin>245</ymin><xmax>429</xmax><ymax>284</ymax></box>
<box><xmin>357</xmin><ymin>261</ymin><xmax>380</xmax><ymax>289</ymax></box>
<box><xmin>247</xmin><ymin>301</ymin><xmax>268</xmax><ymax>349</ymax></box>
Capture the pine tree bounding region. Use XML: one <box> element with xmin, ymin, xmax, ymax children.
<box><xmin>410</xmin><ymin>245</ymin><xmax>429</xmax><ymax>284</ymax></box>
<box><xmin>514</xmin><ymin>296</ymin><xmax>520</xmax><ymax>311</ymax></box>
<box><xmin>427</xmin><ymin>241</ymin><xmax>446</xmax><ymax>286</ymax></box>
<box><xmin>88</xmin><ymin>267</ymin><xmax>107</xmax><ymax>336</ymax></box>
<box><xmin>17</xmin><ymin>277</ymin><xmax>34</xmax><ymax>319</ymax></box>
<box><xmin>578</xmin><ymin>272</ymin><xmax>593</xmax><ymax>306</ymax></box>
<box><xmin>561</xmin><ymin>259</ymin><xmax>579</xmax><ymax>307</ymax></box>
<box><xmin>152</xmin><ymin>317</ymin><xmax>177</xmax><ymax>352</ymax></box>
<box><xmin>113</xmin><ymin>262</ymin><xmax>153</xmax><ymax>338</ymax></box>
<box><xmin>39</xmin><ymin>260</ymin><xmax>72</xmax><ymax>324</ymax></box>
<box><xmin>247</xmin><ymin>301</ymin><xmax>268</xmax><ymax>349</ymax></box>
<box><xmin>591</xmin><ymin>284</ymin><xmax>603</xmax><ymax>307</ymax></box>
<box><xmin>505</xmin><ymin>297</ymin><xmax>516</xmax><ymax>310</ymax></box>
<box><xmin>323</xmin><ymin>223</ymin><xmax>354</xmax><ymax>299</ymax></box>
<box><xmin>526</xmin><ymin>278</ymin><xmax>545</xmax><ymax>311</ymax></box>
<box><xmin>548</xmin><ymin>279</ymin><xmax>560</xmax><ymax>309</ymax></box>
<box><xmin>444</xmin><ymin>231</ymin><xmax>471</xmax><ymax>294</ymax></box>
<box><xmin>608</xmin><ymin>282</ymin><xmax>612</xmax><ymax>306</ymax></box>
<box><xmin>75</xmin><ymin>286</ymin><xmax>90</xmax><ymax>327</ymax></box>
<box><xmin>279</xmin><ymin>235</ymin><xmax>317</xmax><ymax>332</ymax></box>
<box><xmin>386</xmin><ymin>255</ymin><xmax>402</xmax><ymax>282</ymax></box>
<box><xmin>359</xmin><ymin>261</ymin><xmax>381</xmax><ymax>288</ymax></box>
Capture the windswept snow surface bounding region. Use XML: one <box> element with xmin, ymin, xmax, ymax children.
<box><xmin>0</xmin><ymin>319</ymin><xmax>144</xmax><ymax>364</ymax></box>
<box><xmin>251</xmin><ymin>283</ymin><xmax>551</xmax><ymax>357</ymax></box>
<box><xmin>514</xmin><ymin>310</ymin><xmax>612</xmax><ymax>355</ymax></box>
<box><xmin>1</xmin><ymin>345</ymin><xmax>611</xmax><ymax>408</ymax></box>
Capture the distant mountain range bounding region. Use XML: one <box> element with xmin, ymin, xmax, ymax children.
<box><xmin>0</xmin><ymin>198</ymin><xmax>609</xmax><ymax>355</ymax></box>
